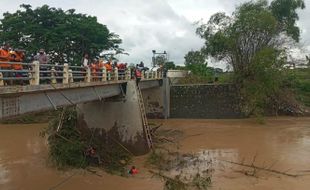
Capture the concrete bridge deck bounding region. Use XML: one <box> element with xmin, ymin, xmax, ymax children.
<box><xmin>0</xmin><ymin>61</ymin><xmax>164</xmax><ymax>119</ymax></box>
<box><xmin>0</xmin><ymin>79</ymin><xmax>162</xmax><ymax>119</ymax></box>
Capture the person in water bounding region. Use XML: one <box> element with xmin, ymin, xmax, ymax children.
<box><xmin>128</xmin><ymin>166</ymin><xmax>138</xmax><ymax>175</ymax></box>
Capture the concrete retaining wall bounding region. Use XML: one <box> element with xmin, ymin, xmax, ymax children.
<box><xmin>170</xmin><ymin>84</ymin><xmax>243</xmax><ymax>119</ymax></box>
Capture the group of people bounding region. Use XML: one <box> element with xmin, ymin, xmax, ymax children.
<box><xmin>0</xmin><ymin>43</ymin><xmax>149</xmax><ymax>85</ymax></box>
<box><xmin>0</xmin><ymin>43</ymin><xmax>25</xmax><ymax>79</ymax></box>
<box><xmin>0</xmin><ymin>43</ymin><xmax>50</xmax><ymax>85</ymax></box>
<box><xmin>82</xmin><ymin>53</ymin><xmax>128</xmax><ymax>81</ymax></box>
<box><xmin>82</xmin><ymin>53</ymin><xmax>147</xmax><ymax>85</ymax></box>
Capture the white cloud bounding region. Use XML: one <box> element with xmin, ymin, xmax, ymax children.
<box><xmin>0</xmin><ymin>0</ymin><xmax>309</xmax><ymax>68</ymax></box>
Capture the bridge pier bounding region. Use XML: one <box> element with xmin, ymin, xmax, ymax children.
<box><xmin>77</xmin><ymin>81</ymin><xmax>149</xmax><ymax>155</ymax></box>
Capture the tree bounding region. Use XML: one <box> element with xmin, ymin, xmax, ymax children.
<box><xmin>184</xmin><ymin>50</ymin><xmax>207</xmax><ymax>66</ymax></box>
<box><xmin>165</xmin><ymin>61</ymin><xmax>176</xmax><ymax>70</ymax></box>
<box><xmin>153</xmin><ymin>55</ymin><xmax>167</xmax><ymax>67</ymax></box>
<box><xmin>0</xmin><ymin>4</ymin><xmax>122</xmax><ymax>64</ymax></box>
<box><xmin>183</xmin><ymin>50</ymin><xmax>213</xmax><ymax>81</ymax></box>
<box><xmin>194</xmin><ymin>0</ymin><xmax>305</xmax><ymax>116</ymax></box>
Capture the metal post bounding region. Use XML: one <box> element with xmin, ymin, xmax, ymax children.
<box><xmin>63</xmin><ymin>63</ymin><xmax>69</xmax><ymax>84</ymax></box>
<box><xmin>102</xmin><ymin>67</ymin><xmax>107</xmax><ymax>82</ymax></box>
<box><xmin>30</xmin><ymin>61</ymin><xmax>40</xmax><ymax>85</ymax></box>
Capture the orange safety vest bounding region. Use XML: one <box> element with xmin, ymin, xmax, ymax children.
<box><xmin>98</xmin><ymin>61</ymin><xmax>105</xmax><ymax>69</ymax></box>
<box><xmin>90</xmin><ymin>63</ymin><xmax>98</xmax><ymax>75</ymax></box>
<box><xmin>135</xmin><ymin>69</ymin><xmax>141</xmax><ymax>78</ymax></box>
<box><xmin>129</xmin><ymin>168</ymin><xmax>138</xmax><ymax>175</ymax></box>
<box><xmin>104</xmin><ymin>63</ymin><xmax>112</xmax><ymax>72</ymax></box>
<box><xmin>0</xmin><ymin>49</ymin><xmax>11</xmax><ymax>68</ymax></box>
<box><xmin>10</xmin><ymin>51</ymin><xmax>23</xmax><ymax>70</ymax></box>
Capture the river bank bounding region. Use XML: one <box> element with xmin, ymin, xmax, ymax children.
<box><xmin>0</xmin><ymin>117</ymin><xmax>309</xmax><ymax>190</ymax></box>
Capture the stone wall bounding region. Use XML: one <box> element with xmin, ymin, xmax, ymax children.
<box><xmin>170</xmin><ymin>84</ymin><xmax>243</xmax><ymax>119</ymax></box>
<box><xmin>141</xmin><ymin>78</ymin><xmax>170</xmax><ymax>119</ymax></box>
<box><xmin>142</xmin><ymin>86</ymin><xmax>164</xmax><ymax>118</ymax></box>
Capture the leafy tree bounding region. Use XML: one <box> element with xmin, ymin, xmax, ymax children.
<box><xmin>193</xmin><ymin>0</ymin><xmax>305</xmax><ymax>116</ymax></box>
<box><xmin>165</xmin><ymin>61</ymin><xmax>176</xmax><ymax>70</ymax></box>
<box><xmin>0</xmin><ymin>4</ymin><xmax>122</xmax><ymax>64</ymax></box>
<box><xmin>183</xmin><ymin>50</ymin><xmax>213</xmax><ymax>81</ymax></box>
<box><xmin>184</xmin><ymin>50</ymin><xmax>207</xmax><ymax>66</ymax></box>
<box><xmin>270</xmin><ymin>0</ymin><xmax>305</xmax><ymax>41</ymax></box>
<box><xmin>153</xmin><ymin>55</ymin><xmax>167</xmax><ymax>67</ymax></box>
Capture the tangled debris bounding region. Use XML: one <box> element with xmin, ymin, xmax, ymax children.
<box><xmin>40</xmin><ymin>107</ymin><xmax>132</xmax><ymax>175</ymax></box>
<box><xmin>147</xmin><ymin>125</ymin><xmax>213</xmax><ymax>190</ymax></box>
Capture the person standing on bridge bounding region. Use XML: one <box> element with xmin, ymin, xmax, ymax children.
<box><xmin>81</xmin><ymin>53</ymin><xmax>90</xmax><ymax>68</ymax></box>
<box><xmin>0</xmin><ymin>43</ymin><xmax>13</xmax><ymax>85</ymax></box>
<box><xmin>135</xmin><ymin>66</ymin><xmax>142</xmax><ymax>86</ymax></box>
<box><xmin>34</xmin><ymin>49</ymin><xmax>49</xmax><ymax>83</ymax></box>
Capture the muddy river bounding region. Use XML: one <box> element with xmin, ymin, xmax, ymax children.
<box><xmin>0</xmin><ymin>117</ymin><xmax>309</xmax><ymax>190</ymax></box>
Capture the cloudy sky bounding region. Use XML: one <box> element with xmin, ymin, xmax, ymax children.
<box><xmin>0</xmin><ymin>0</ymin><xmax>310</xmax><ymax>67</ymax></box>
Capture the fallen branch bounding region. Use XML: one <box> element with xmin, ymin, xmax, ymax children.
<box><xmin>219</xmin><ymin>159</ymin><xmax>299</xmax><ymax>177</ymax></box>
<box><xmin>151</xmin><ymin>124</ymin><xmax>163</xmax><ymax>134</ymax></box>
<box><xmin>86</xmin><ymin>168</ymin><xmax>103</xmax><ymax>177</ymax></box>
<box><xmin>56</xmin><ymin>108</ymin><xmax>66</xmax><ymax>132</ymax></box>
<box><xmin>149</xmin><ymin>170</ymin><xmax>188</xmax><ymax>187</ymax></box>
<box><xmin>155</xmin><ymin>137</ymin><xmax>176</xmax><ymax>143</ymax></box>
<box><xmin>183</xmin><ymin>133</ymin><xmax>204</xmax><ymax>139</ymax></box>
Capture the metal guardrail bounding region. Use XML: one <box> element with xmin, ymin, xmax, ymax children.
<box><xmin>0</xmin><ymin>61</ymin><xmax>163</xmax><ymax>86</ymax></box>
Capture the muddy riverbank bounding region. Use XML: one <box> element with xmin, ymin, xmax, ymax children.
<box><xmin>0</xmin><ymin>117</ymin><xmax>309</xmax><ymax>190</ymax></box>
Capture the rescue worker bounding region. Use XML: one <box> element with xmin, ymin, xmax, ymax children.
<box><xmin>128</xmin><ymin>166</ymin><xmax>138</xmax><ymax>175</ymax></box>
<box><xmin>90</xmin><ymin>58</ymin><xmax>99</xmax><ymax>81</ymax></box>
<box><xmin>117</xmin><ymin>63</ymin><xmax>127</xmax><ymax>80</ymax></box>
<box><xmin>98</xmin><ymin>58</ymin><xmax>105</xmax><ymax>69</ymax></box>
<box><xmin>135</xmin><ymin>66</ymin><xmax>142</xmax><ymax>86</ymax></box>
<box><xmin>0</xmin><ymin>43</ymin><xmax>11</xmax><ymax>64</ymax></box>
<box><xmin>104</xmin><ymin>61</ymin><xmax>113</xmax><ymax>80</ymax></box>
<box><xmin>0</xmin><ymin>43</ymin><xmax>12</xmax><ymax>85</ymax></box>
<box><xmin>10</xmin><ymin>49</ymin><xmax>24</xmax><ymax>70</ymax></box>
<box><xmin>10</xmin><ymin>49</ymin><xmax>25</xmax><ymax>84</ymax></box>
<box><xmin>85</xmin><ymin>146</ymin><xmax>100</xmax><ymax>165</ymax></box>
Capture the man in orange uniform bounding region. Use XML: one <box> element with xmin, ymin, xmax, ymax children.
<box><xmin>0</xmin><ymin>43</ymin><xmax>11</xmax><ymax>69</ymax></box>
<box><xmin>9</xmin><ymin>50</ymin><xmax>25</xmax><ymax>84</ymax></box>
<box><xmin>10</xmin><ymin>50</ymin><xmax>24</xmax><ymax>69</ymax></box>
<box><xmin>90</xmin><ymin>58</ymin><xmax>99</xmax><ymax>81</ymax></box>
<box><xmin>104</xmin><ymin>61</ymin><xmax>112</xmax><ymax>80</ymax></box>
<box><xmin>0</xmin><ymin>43</ymin><xmax>12</xmax><ymax>84</ymax></box>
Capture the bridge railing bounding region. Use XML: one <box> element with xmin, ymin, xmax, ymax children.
<box><xmin>0</xmin><ymin>61</ymin><xmax>163</xmax><ymax>86</ymax></box>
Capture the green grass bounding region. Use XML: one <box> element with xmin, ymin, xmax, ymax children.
<box><xmin>293</xmin><ymin>68</ymin><xmax>310</xmax><ymax>107</ymax></box>
<box><xmin>217</xmin><ymin>72</ymin><xmax>234</xmax><ymax>83</ymax></box>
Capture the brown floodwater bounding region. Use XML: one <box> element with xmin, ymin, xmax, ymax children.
<box><xmin>0</xmin><ymin>117</ymin><xmax>310</xmax><ymax>190</ymax></box>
